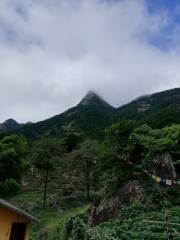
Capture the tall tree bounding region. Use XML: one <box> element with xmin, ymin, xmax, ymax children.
<box><xmin>67</xmin><ymin>140</ymin><xmax>99</xmax><ymax>200</ymax></box>
<box><xmin>31</xmin><ymin>138</ymin><xmax>63</xmax><ymax>209</ymax></box>
<box><xmin>0</xmin><ymin>134</ymin><xmax>28</xmax><ymax>197</ymax></box>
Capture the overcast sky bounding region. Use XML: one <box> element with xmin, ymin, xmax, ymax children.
<box><xmin>0</xmin><ymin>0</ymin><xmax>180</xmax><ymax>123</ymax></box>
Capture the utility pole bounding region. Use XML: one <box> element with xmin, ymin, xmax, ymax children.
<box><xmin>43</xmin><ymin>160</ymin><xmax>50</xmax><ymax>210</ymax></box>
<box><xmin>86</xmin><ymin>158</ymin><xmax>90</xmax><ymax>201</ymax></box>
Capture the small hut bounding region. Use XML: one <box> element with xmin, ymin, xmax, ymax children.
<box><xmin>0</xmin><ymin>198</ymin><xmax>38</xmax><ymax>240</ymax></box>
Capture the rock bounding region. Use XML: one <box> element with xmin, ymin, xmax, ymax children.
<box><xmin>78</xmin><ymin>91</ymin><xmax>112</xmax><ymax>108</ymax></box>
<box><xmin>49</xmin><ymin>193</ymin><xmax>61</xmax><ymax>209</ymax></box>
<box><xmin>62</xmin><ymin>191</ymin><xmax>85</xmax><ymax>204</ymax></box>
<box><xmin>21</xmin><ymin>202</ymin><xmax>39</xmax><ymax>213</ymax></box>
<box><xmin>39</xmin><ymin>227</ymin><xmax>49</xmax><ymax>240</ymax></box>
<box><xmin>89</xmin><ymin>180</ymin><xmax>145</xmax><ymax>225</ymax></box>
<box><xmin>152</xmin><ymin>152</ymin><xmax>176</xmax><ymax>179</ymax></box>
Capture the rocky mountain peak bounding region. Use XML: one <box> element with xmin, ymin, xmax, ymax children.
<box><xmin>4</xmin><ymin>118</ymin><xmax>18</xmax><ymax>124</ymax></box>
<box><xmin>79</xmin><ymin>90</ymin><xmax>112</xmax><ymax>108</ymax></box>
<box><xmin>0</xmin><ymin>118</ymin><xmax>22</xmax><ymax>131</ymax></box>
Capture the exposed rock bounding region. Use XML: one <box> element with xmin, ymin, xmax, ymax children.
<box><xmin>89</xmin><ymin>180</ymin><xmax>145</xmax><ymax>225</ymax></box>
<box><xmin>79</xmin><ymin>91</ymin><xmax>101</xmax><ymax>106</ymax></box>
<box><xmin>174</xmin><ymin>160</ymin><xmax>180</xmax><ymax>177</ymax></box>
<box><xmin>79</xmin><ymin>90</ymin><xmax>113</xmax><ymax>108</ymax></box>
<box><xmin>49</xmin><ymin>193</ymin><xmax>61</xmax><ymax>209</ymax></box>
<box><xmin>21</xmin><ymin>202</ymin><xmax>39</xmax><ymax>213</ymax></box>
<box><xmin>137</xmin><ymin>103</ymin><xmax>151</xmax><ymax>112</ymax></box>
<box><xmin>152</xmin><ymin>152</ymin><xmax>177</xmax><ymax>179</ymax></box>
<box><xmin>62</xmin><ymin>191</ymin><xmax>85</xmax><ymax>204</ymax></box>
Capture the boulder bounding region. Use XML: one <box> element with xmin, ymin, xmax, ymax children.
<box><xmin>152</xmin><ymin>152</ymin><xmax>176</xmax><ymax>179</ymax></box>
<box><xmin>21</xmin><ymin>202</ymin><xmax>39</xmax><ymax>213</ymax></box>
<box><xmin>49</xmin><ymin>193</ymin><xmax>61</xmax><ymax>209</ymax></box>
<box><xmin>88</xmin><ymin>152</ymin><xmax>177</xmax><ymax>226</ymax></box>
<box><xmin>89</xmin><ymin>180</ymin><xmax>145</xmax><ymax>225</ymax></box>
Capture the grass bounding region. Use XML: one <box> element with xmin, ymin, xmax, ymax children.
<box><xmin>9</xmin><ymin>191</ymin><xmax>89</xmax><ymax>240</ymax></box>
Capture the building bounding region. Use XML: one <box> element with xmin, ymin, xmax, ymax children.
<box><xmin>0</xmin><ymin>198</ymin><xmax>39</xmax><ymax>240</ymax></box>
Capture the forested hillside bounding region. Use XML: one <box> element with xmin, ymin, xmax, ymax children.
<box><xmin>1</xmin><ymin>88</ymin><xmax>180</xmax><ymax>140</ymax></box>
<box><xmin>15</xmin><ymin>91</ymin><xmax>116</xmax><ymax>140</ymax></box>
<box><xmin>0</xmin><ymin>88</ymin><xmax>179</xmax><ymax>239</ymax></box>
<box><xmin>117</xmin><ymin>88</ymin><xmax>180</xmax><ymax>128</ymax></box>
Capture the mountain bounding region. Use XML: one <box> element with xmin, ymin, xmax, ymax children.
<box><xmin>79</xmin><ymin>90</ymin><xmax>112</xmax><ymax>108</ymax></box>
<box><xmin>117</xmin><ymin>88</ymin><xmax>180</xmax><ymax>128</ymax></box>
<box><xmin>1</xmin><ymin>88</ymin><xmax>180</xmax><ymax>140</ymax></box>
<box><xmin>0</xmin><ymin>119</ymin><xmax>23</xmax><ymax>131</ymax></box>
<box><xmin>16</xmin><ymin>91</ymin><xmax>116</xmax><ymax>140</ymax></box>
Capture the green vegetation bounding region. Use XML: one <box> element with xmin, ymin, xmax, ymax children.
<box><xmin>62</xmin><ymin>121</ymin><xmax>180</xmax><ymax>239</ymax></box>
<box><xmin>10</xmin><ymin>191</ymin><xmax>89</xmax><ymax>240</ymax></box>
<box><xmin>64</xmin><ymin>204</ymin><xmax>180</xmax><ymax>240</ymax></box>
<box><xmin>117</xmin><ymin>88</ymin><xmax>180</xmax><ymax>128</ymax></box>
<box><xmin>0</xmin><ymin>88</ymin><xmax>179</xmax><ymax>239</ymax></box>
<box><xmin>16</xmin><ymin>93</ymin><xmax>116</xmax><ymax>141</ymax></box>
<box><xmin>0</xmin><ymin>133</ymin><xmax>27</xmax><ymax>197</ymax></box>
<box><xmin>12</xmin><ymin>87</ymin><xmax>180</xmax><ymax>141</ymax></box>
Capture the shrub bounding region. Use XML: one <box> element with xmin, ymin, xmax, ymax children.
<box><xmin>0</xmin><ymin>179</ymin><xmax>20</xmax><ymax>197</ymax></box>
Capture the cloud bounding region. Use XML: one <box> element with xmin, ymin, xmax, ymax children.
<box><xmin>0</xmin><ymin>0</ymin><xmax>179</xmax><ymax>122</ymax></box>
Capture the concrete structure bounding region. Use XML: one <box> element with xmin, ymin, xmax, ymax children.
<box><xmin>0</xmin><ymin>199</ymin><xmax>38</xmax><ymax>240</ymax></box>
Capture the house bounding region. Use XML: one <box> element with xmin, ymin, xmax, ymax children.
<box><xmin>0</xmin><ymin>199</ymin><xmax>39</xmax><ymax>240</ymax></box>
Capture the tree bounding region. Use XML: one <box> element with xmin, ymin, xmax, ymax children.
<box><xmin>95</xmin><ymin>120</ymin><xmax>137</xmax><ymax>194</ymax></box>
<box><xmin>67</xmin><ymin>139</ymin><xmax>99</xmax><ymax>200</ymax></box>
<box><xmin>0</xmin><ymin>134</ymin><xmax>28</xmax><ymax>197</ymax></box>
<box><xmin>63</xmin><ymin>132</ymin><xmax>82</xmax><ymax>152</ymax></box>
<box><xmin>129</xmin><ymin>124</ymin><xmax>180</xmax><ymax>168</ymax></box>
<box><xmin>31</xmin><ymin>138</ymin><xmax>64</xmax><ymax>209</ymax></box>
<box><xmin>97</xmin><ymin>122</ymin><xmax>180</xmax><ymax>195</ymax></box>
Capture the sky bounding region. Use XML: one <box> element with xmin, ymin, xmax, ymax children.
<box><xmin>0</xmin><ymin>0</ymin><xmax>180</xmax><ymax>123</ymax></box>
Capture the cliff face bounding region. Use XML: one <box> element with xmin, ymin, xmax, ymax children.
<box><xmin>152</xmin><ymin>152</ymin><xmax>177</xmax><ymax>179</ymax></box>
<box><xmin>89</xmin><ymin>180</ymin><xmax>145</xmax><ymax>225</ymax></box>
<box><xmin>88</xmin><ymin>151</ymin><xmax>177</xmax><ymax>225</ymax></box>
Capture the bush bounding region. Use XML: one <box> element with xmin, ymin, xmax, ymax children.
<box><xmin>0</xmin><ymin>179</ymin><xmax>20</xmax><ymax>197</ymax></box>
<box><xmin>64</xmin><ymin>213</ymin><xmax>88</xmax><ymax>240</ymax></box>
<box><xmin>64</xmin><ymin>203</ymin><xmax>180</xmax><ymax>240</ymax></box>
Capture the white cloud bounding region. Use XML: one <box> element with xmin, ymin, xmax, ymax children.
<box><xmin>0</xmin><ymin>0</ymin><xmax>179</xmax><ymax>122</ymax></box>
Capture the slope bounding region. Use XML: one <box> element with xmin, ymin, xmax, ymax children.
<box><xmin>117</xmin><ymin>88</ymin><xmax>180</xmax><ymax>128</ymax></box>
<box><xmin>1</xmin><ymin>88</ymin><xmax>180</xmax><ymax>140</ymax></box>
<box><xmin>17</xmin><ymin>91</ymin><xmax>116</xmax><ymax>140</ymax></box>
